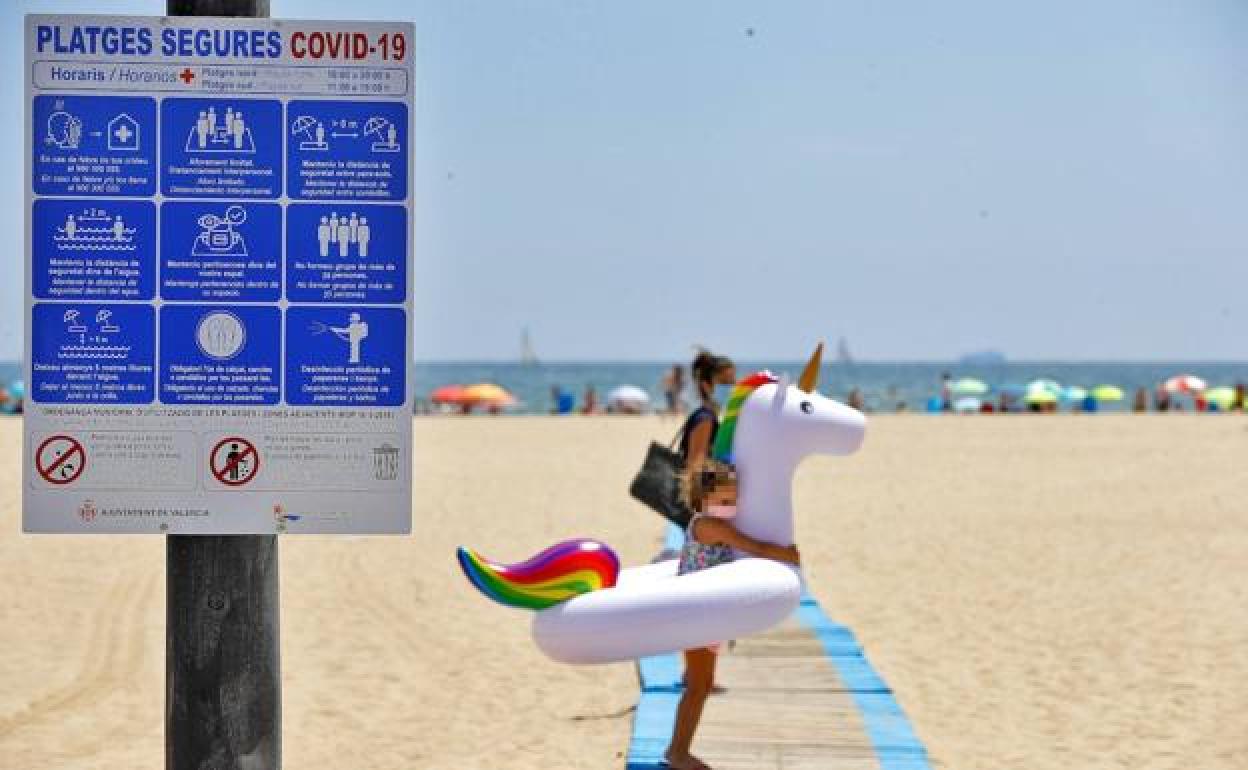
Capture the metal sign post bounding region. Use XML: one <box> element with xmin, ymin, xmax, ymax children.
<box><xmin>164</xmin><ymin>5</ymin><xmax>276</xmax><ymax>769</ymax></box>
<box><xmin>166</xmin><ymin>13</ymin><xmax>278</xmax><ymax>770</ymax></box>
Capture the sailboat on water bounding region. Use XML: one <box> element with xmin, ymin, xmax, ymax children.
<box><xmin>520</xmin><ymin>327</ymin><xmax>539</xmax><ymax>367</ymax></box>
<box><xmin>836</xmin><ymin>336</ymin><xmax>852</xmax><ymax>365</ymax></box>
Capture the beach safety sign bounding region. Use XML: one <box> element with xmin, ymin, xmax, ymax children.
<box><xmin>23</xmin><ymin>15</ymin><xmax>414</xmax><ymax>535</ymax></box>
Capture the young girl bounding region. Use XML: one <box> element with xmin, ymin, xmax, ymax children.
<box><xmin>664</xmin><ymin>460</ymin><xmax>800</xmax><ymax>770</ymax></box>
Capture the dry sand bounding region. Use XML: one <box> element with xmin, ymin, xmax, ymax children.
<box><xmin>1</xmin><ymin>414</ymin><xmax>1246</xmax><ymax>769</ymax></box>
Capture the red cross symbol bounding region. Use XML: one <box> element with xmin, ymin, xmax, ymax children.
<box><xmin>179</xmin><ymin>67</ymin><xmax>196</xmax><ymax>85</ymax></box>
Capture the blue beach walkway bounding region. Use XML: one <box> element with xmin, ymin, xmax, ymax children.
<box><xmin>626</xmin><ymin>526</ymin><xmax>931</xmax><ymax>769</ymax></box>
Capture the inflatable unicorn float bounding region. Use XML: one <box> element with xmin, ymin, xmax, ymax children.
<box><xmin>458</xmin><ymin>343</ymin><xmax>865</xmax><ymax>664</ymax></box>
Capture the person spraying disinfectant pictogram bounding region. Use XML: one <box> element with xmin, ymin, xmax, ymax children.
<box><xmin>328</xmin><ymin>312</ymin><xmax>368</xmax><ymax>364</ymax></box>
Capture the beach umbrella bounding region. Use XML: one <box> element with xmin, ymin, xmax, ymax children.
<box><xmin>606</xmin><ymin>385</ymin><xmax>651</xmax><ymax>411</ymax></box>
<box><xmin>950</xmin><ymin>377</ymin><xmax>989</xmax><ymax>396</ymax></box>
<box><xmin>1024</xmin><ymin>388</ymin><xmax>1058</xmax><ymax>405</ymax></box>
<box><xmin>1090</xmin><ymin>385</ymin><xmax>1124</xmax><ymax>402</ymax></box>
<box><xmin>1204</xmin><ymin>386</ymin><xmax>1236</xmax><ymax>410</ymax></box>
<box><xmin>463</xmin><ymin>383</ymin><xmax>517</xmax><ymax>406</ymax></box>
<box><xmin>1062</xmin><ymin>386</ymin><xmax>1088</xmax><ymax>403</ymax></box>
<box><xmin>1162</xmin><ymin>375</ymin><xmax>1207</xmax><ymax>394</ymax></box>
<box><xmin>430</xmin><ymin>384</ymin><xmax>468</xmax><ymax>404</ymax></box>
<box><xmin>9</xmin><ymin>380</ymin><xmax>23</xmax><ymax>399</ymax></box>
<box><xmin>953</xmin><ymin>396</ymin><xmax>982</xmax><ymax>413</ymax></box>
<box><xmin>1026</xmin><ymin>378</ymin><xmax>1062</xmax><ymax>396</ymax></box>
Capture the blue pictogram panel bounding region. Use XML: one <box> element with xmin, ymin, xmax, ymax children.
<box><xmin>160</xmin><ymin>98</ymin><xmax>283</xmax><ymax>198</ymax></box>
<box><xmin>161</xmin><ymin>202</ymin><xmax>281</xmax><ymax>301</ymax></box>
<box><xmin>286</xmin><ymin>203</ymin><xmax>405</xmax><ymax>304</ymax></box>
<box><xmin>285</xmin><ymin>306</ymin><xmax>405</xmax><ymax>406</ymax></box>
<box><xmin>30</xmin><ymin>302</ymin><xmax>155</xmax><ymax>404</ymax></box>
<box><xmin>33</xmin><ymin>95</ymin><xmax>156</xmax><ymax>196</ymax></box>
<box><xmin>287</xmin><ymin>100</ymin><xmax>407</xmax><ymax>201</ymax></box>
<box><xmin>159</xmin><ymin>305</ymin><xmax>281</xmax><ymax>405</ymax></box>
<box><xmin>33</xmin><ymin>199</ymin><xmax>155</xmax><ymax>300</ymax></box>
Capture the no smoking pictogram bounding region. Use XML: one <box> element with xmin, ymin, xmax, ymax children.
<box><xmin>210</xmin><ymin>437</ymin><xmax>259</xmax><ymax>487</ymax></box>
<box><xmin>36</xmin><ymin>435</ymin><xmax>86</xmax><ymax>485</ymax></box>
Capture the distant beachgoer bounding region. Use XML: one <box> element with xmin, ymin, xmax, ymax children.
<box><xmin>1133</xmin><ymin>387</ymin><xmax>1149</xmax><ymax>413</ymax></box>
<box><xmin>679</xmin><ymin>350</ymin><xmax>737</xmax><ymax>479</ymax></box>
<box><xmin>581</xmin><ymin>385</ymin><xmax>598</xmax><ymax>414</ymax></box>
<box><xmin>549</xmin><ymin>386</ymin><xmax>574</xmax><ymax>415</ymax></box>
<box><xmin>662</xmin><ymin>364</ymin><xmax>686</xmax><ymax>416</ymax></box>
<box><xmin>1235</xmin><ymin>383</ymin><xmax>1247</xmax><ymax>411</ymax></box>
<box><xmin>847</xmin><ymin>387</ymin><xmax>864</xmax><ymax>412</ymax></box>
<box><xmin>1156</xmin><ymin>387</ymin><xmax>1171</xmax><ymax>413</ymax></box>
<box><xmin>940</xmin><ymin>372</ymin><xmax>952</xmax><ymax>412</ymax></box>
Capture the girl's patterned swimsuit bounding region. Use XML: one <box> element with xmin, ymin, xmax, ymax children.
<box><xmin>677</xmin><ymin>514</ymin><xmax>733</xmax><ymax>653</ymax></box>
<box><xmin>677</xmin><ymin>514</ymin><xmax>734</xmax><ymax>574</ymax></box>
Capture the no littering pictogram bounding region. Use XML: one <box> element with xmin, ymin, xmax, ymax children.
<box><xmin>210</xmin><ymin>437</ymin><xmax>259</xmax><ymax>487</ymax></box>
<box><xmin>36</xmin><ymin>435</ymin><xmax>86</xmax><ymax>485</ymax></box>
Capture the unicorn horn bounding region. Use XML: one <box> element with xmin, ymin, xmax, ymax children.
<box><xmin>797</xmin><ymin>342</ymin><xmax>824</xmax><ymax>393</ymax></box>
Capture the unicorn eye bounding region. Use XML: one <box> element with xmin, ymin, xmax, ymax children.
<box><xmin>800</xmin><ymin>401</ymin><xmax>813</xmax><ymax>414</ymax></box>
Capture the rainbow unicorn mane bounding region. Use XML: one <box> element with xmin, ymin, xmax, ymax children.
<box><xmin>712</xmin><ymin>371</ymin><xmax>779</xmax><ymax>461</ymax></box>
<box><xmin>457</xmin><ymin>539</ymin><xmax>620</xmax><ymax>610</ymax></box>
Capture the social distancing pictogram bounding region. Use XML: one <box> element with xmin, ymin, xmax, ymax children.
<box><xmin>209</xmin><ymin>437</ymin><xmax>259</xmax><ymax>486</ymax></box>
<box><xmin>36</xmin><ymin>435</ymin><xmax>86</xmax><ymax>485</ymax></box>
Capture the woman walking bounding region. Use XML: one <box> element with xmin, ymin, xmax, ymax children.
<box><xmin>678</xmin><ymin>349</ymin><xmax>737</xmax><ymax>478</ymax></box>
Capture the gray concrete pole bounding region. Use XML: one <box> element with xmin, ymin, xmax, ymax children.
<box><xmin>165</xmin><ymin>2</ymin><xmax>279</xmax><ymax>768</ymax></box>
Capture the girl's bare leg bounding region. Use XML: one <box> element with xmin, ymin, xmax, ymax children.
<box><xmin>665</xmin><ymin>648</ymin><xmax>716</xmax><ymax>770</ymax></box>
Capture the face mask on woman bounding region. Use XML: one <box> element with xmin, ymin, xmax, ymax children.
<box><xmin>713</xmin><ymin>383</ymin><xmax>734</xmax><ymax>405</ymax></box>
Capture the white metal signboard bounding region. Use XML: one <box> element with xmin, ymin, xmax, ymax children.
<box><xmin>24</xmin><ymin>15</ymin><xmax>414</xmax><ymax>534</ymax></box>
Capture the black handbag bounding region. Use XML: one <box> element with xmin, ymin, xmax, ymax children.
<box><xmin>629</xmin><ymin>425</ymin><xmax>693</xmax><ymax>528</ymax></box>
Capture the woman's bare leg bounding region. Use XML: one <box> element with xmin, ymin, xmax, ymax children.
<box><xmin>665</xmin><ymin>648</ymin><xmax>717</xmax><ymax>769</ymax></box>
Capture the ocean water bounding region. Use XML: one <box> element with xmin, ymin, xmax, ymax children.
<box><xmin>3</xmin><ymin>360</ymin><xmax>1245</xmax><ymax>414</ymax></box>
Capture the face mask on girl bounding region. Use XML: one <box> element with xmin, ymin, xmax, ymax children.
<box><xmin>705</xmin><ymin>503</ymin><xmax>737</xmax><ymax>519</ymax></box>
<box><xmin>713</xmin><ymin>383</ymin><xmax>734</xmax><ymax>405</ymax></box>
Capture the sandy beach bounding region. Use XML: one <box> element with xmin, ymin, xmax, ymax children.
<box><xmin>2</xmin><ymin>413</ymin><xmax>1247</xmax><ymax>769</ymax></box>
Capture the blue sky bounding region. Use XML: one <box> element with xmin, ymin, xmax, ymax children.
<box><xmin>4</xmin><ymin>1</ymin><xmax>1247</xmax><ymax>361</ymax></box>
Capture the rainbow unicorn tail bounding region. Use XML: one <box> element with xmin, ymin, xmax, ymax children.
<box><xmin>457</xmin><ymin>538</ymin><xmax>620</xmax><ymax>610</ymax></box>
